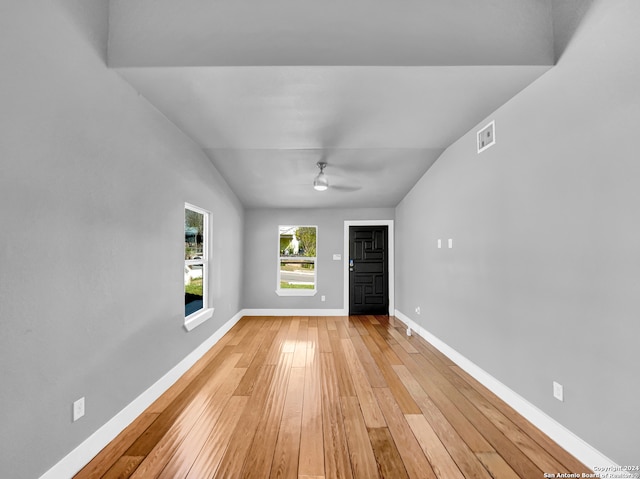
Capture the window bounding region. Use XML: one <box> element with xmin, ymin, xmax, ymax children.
<box><xmin>277</xmin><ymin>225</ymin><xmax>317</xmax><ymax>296</ymax></box>
<box><xmin>184</xmin><ymin>203</ymin><xmax>213</xmax><ymax>330</ymax></box>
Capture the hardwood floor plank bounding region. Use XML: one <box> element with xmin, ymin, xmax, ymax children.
<box><xmin>333</xmin><ymin>316</ymin><xmax>351</xmax><ymax>339</ymax></box>
<box><xmin>101</xmin><ymin>456</ymin><xmax>144</xmax><ymax>479</ymax></box>
<box><xmin>234</xmin><ymin>328</ymin><xmax>278</xmax><ymax>396</ymax></box>
<box><xmin>266</xmin><ymin>318</ymin><xmax>293</xmax><ymax>365</ymax></box>
<box><xmin>450</xmin><ymin>370</ymin><xmax>570</xmax><ymax>474</ymax></box>
<box><xmin>394</xmin><ymin>324</ymin><xmax>574</xmax><ymax>474</ymax></box>
<box><xmin>128</xmin><ymin>394</ymin><xmax>211</xmax><ymax>477</ymax></box>
<box><xmin>389</xmin><ymin>342</ymin><xmax>495</xmax><ymax>454</ymax></box>
<box><xmin>396</xmin><ymin>341</ymin><xmax>560</xmax><ymax>473</ymax></box>
<box><xmin>349</xmin><ymin>315</ymin><xmax>370</xmax><ymax>336</ymax></box>
<box><xmin>372</xmin><ymin>323</ymin><xmax>394</xmax><ymax>343</ymax></box>
<box><xmin>405</xmin><ymin>414</ymin><xmax>466</xmax><ymax>479</ymax></box>
<box><xmin>74</xmin><ymin>316</ymin><xmax>589</xmax><ymax>479</ymax></box>
<box><xmin>225</xmin><ymin>316</ymin><xmax>256</xmax><ymax>346</ymax></box>
<box><xmin>368</xmin><ymin>315</ymin><xmax>381</xmax><ymax>325</ymax></box>
<box><xmin>341</xmin><ymin>338</ymin><xmax>386</xmax><ymax>428</ymax></box>
<box><xmin>475</xmin><ymin>451</ymin><xmax>522</xmax><ymax>479</ymax></box>
<box><xmin>292</xmin><ymin>318</ymin><xmax>309</xmax><ymax>368</ymax></box>
<box><xmin>270</xmin><ymin>367</ymin><xmax>305</xmax><ymax>479</ymax></box>
<box><xmin>320</xmin><ymin>352</ymin><xmax>354</xmax><ymax>479</ymax></box>
<box><xmin>410</xmin><ymin>352</ymin><xmax>544</xmax><ymax>479</ymax></box>
<box><xmin>373</xmin><ymin>387</ymin><xmax>437</xmax><ymax>479</ymax></box>
<box><xmin>306</xmin><ymin>322</ymin><xmax>319</xmax><ymax>364</ymax></box>
<box><xmin>340</xmin><ymin>396</ymin><xmax>380</xmax><ymax>479</ymax></box>
<box><xmin>282</xmin><ymin>318</ymin><xmax>300</xmax><ymax>353</ymax></box>
<box><xmin>125</xmin><ymin>347</ymin><xmax>240</xmax><ymax>457</ymax></box>
<box><xmin>145</xmin><ymin>333</ymin><xmax>234</xmax><ymax>414</ymax></box>
<box><xmin>359</xmin><ymin>332</ymin><xmax>421</xmax><ymax>414</ymax></box>
<box><xmin>360</xmin><ymin>319</ymin><xmax>403</xmax><ymax>366</ymax></box>
<box><xmin>156</xmin><ymin>367</ymin><xmax>246</xmax><ymax>479</ymax></box>
<box><xmin>185</xmin><ymin>395</ymin><xmax>249</xmax><ymax>479</ymax></box>
<box><xmin>399</xmin><ymin>327</ymin><xmax>456</xmax><ymax>367</ymax></box>
<box><xmin>241</xmin><ymin>353</ymin><xmax>294</xmax><ymax>478</ymax></box>
<box><xmin>317</xmin><ymin>317</ymin><xmax>333</xmax><ymax>353</ymax></box>
<box><xmin>368</xmin><ymin>427</ymin><xmax>408</xmax><ymax>479</ymax></box>
<box><xmin>270</xmin><ymin>317</ymin><xmax>284</xmax><ymax>331</ymax></box>
<box><xmin>129</xmin><ymin>353</ymin><xmax>243</xmax><ymax>478</ymax></box>
<box><xmin>387</xmin><ymin>327</ymin><xmax>419</xmax><ymax>354</ymax></box>
<box><xmin>392</xmin><ymin>364</ymin><xmax>495</xmax><ymax>479</ymax></box>
<box><xmin>213</xmin><ymin>364</ymin><xmax>277</xmax><ymax>478</ymax></box>
<box><xmin>349</xmin><ymin>331</ymin><xmax>388</xmax><ymax>388</ymax></box>
<box><xmin>347</xmin><ymin>317</ymin><xmax>360</xmax><ymax>338</ymax></box>
<box><xmin>234</xmin><ymin>317</ymin><xmax>270</xmax><ymax>367</ymax></box>
<box><xmin>327</xmin><ymin>328</ymin><xmax>357</xmax><ymax>397</ymax></box>
<box><xmin>299</xmin><ymin>329</ymin><xmax>324</xmax><ymax>478</ymax></box>
<box><xmin>73</xmin><ymin>413</ymin><xmax>158</xmax><ymax>479</ymax></box>
<box><xmin>450</xmin><ymin>365</ymin><xmax>593</xmax><ymax>474</ymax></box>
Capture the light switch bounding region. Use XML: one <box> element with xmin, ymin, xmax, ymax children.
<box><xmin>553</xmin><ymin>381</ymin><xmax>564</xmax><ymax>402</ymax></box>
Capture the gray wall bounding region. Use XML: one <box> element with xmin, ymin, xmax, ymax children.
<box><xmin>0</xmin><ymin>2</ymin><xmax>244</xmax><ymax>478</ymax></box>
<box><xmin>395</xmin><ymin>0</ymin><xmax>639</xmax><ymax>465</ymax></box>
<box><xmin>243</xmin><ymin>208</ymin><xmax>394</xmax><ymax>310</ymax></box>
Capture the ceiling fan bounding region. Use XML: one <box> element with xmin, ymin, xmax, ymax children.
<box><xmin>313</xmin><ymin>162</ymin><xmax>329</xmax><ymax>191</ymax></box>
<box><xmin>311</xmin><ymin>160</ymin><xmax>361</xmax><ymax>193</ymax></box>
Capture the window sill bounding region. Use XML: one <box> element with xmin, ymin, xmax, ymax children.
<box><xmin>184</xmin><ymin>307</ymin><xmax>214</xmax><ymax>331</ymax></box>
<box><xmin>275</xmin><ymin>289</ymin><xmax>318</xmax><ymax>297</ymax></box>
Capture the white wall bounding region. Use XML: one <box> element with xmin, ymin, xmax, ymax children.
<box><xmin>0</xmin><ymin>2</ymin><xmax>244</xmax><ymax>477</ymax></box>
<box><xmin>395</xmin><ymin>0</ymin><xmax>639</xmax><ymax>466</ymax></box>
<box><xmin>243</xmin><ymin>208</ymin><xmax>394</xmax><ymax>311</ymax></box>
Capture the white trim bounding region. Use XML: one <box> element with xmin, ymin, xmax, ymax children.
<box><xmin>394</xmin><ymin>309</ymin><xmax>635</xmax><ymax>476</ymax></box>
<box><xmin>243</xmin><ymin>308</ymin><xmax>347</xmax><ymax>316</ymax></box>
<box><xmin>39</xmin><ymin>310</ymin><xmax>244</xmax><ymax>479</ymax></box>
<box><xmin>344</xmin><ymin>220</ymin><xmax>395</xmax><ymax>315</ymax></box>
<box><xmin>184</xmin><ymin>307</ymin><xmax>214</xmax><ymax>331</ymax></box>
<box><xmin>184</xmin><ymin>203</ymin><xmax>211</xmax><ymax>330</ymax></box>
<box><xmin>275</xmin><ymin>289</ymin><xmax>317</xmax><ymax>297</ymax></box>
<box><xmin>277</xmin><ymin>225</ymin><xmax>318</xmax><ymax>296</ymax></box>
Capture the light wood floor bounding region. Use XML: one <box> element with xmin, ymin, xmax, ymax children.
<box><xmin>75</xmin><ymin>315</ymin><xmax>592</xmax><ymax>478</ymax></box>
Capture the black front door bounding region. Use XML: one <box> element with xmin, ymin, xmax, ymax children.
<box><xmin>349</xmin><ymin>225</ymin><xmax>389</xmax><ymax>315</ymax></box>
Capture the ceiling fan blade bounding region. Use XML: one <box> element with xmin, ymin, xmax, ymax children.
<box><xmin>331</xmin><ymin>185</ymin><xmax>362</xmax><ymax>192</ymax></box>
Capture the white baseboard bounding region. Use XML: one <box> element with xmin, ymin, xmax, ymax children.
<box><xmin>39</xmin><ymin>310</ymin><xmax>244</xmax><ymax>479</ymax></box>
<box><xmin>394</xmin><ymin>309</ymin><xmax>633</xmax><ymax>476</ymax></box>
<box><xmin>242</xmin><ymin>308</ymin><xmax>348</xmax><ymax>316</ymax></box>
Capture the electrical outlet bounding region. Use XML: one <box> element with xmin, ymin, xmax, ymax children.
<box><xmin>553</xmin><ymin>381</ymin><xmax>564</xmax><ymax>402</ymax></box>
<box><xmin>321</xmin><ymin>295</ymin><xmax>326</xmax><ymax>302</ymax></box>
<box><xmin>73</xmin><ymin>397</ymin><xmax>85</xmax><ymax>421</ymax></box>
<box><xmin>415</xmin><ymin>307</ymin><xmax>421</xmax><ymax>315</ymax></box>
<box><xmin>448</xmin><ymin>238</ymin><xmax>453</xmax><ymax>249</ymax></box>
<box><xmin>477</xmin><ymin>120</ymin><xmax>496</xmax><ymax>153</ymax></box>
<box><xmin>437</xmin><ymin>239</ymin><xmax>442</xmax><ymax>249</ymax></box>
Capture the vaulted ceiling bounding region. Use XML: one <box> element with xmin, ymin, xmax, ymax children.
<box><xmin>109</xmin><ymin>0</ymin><xmax>560</xmax><ymax>208</ymax></box>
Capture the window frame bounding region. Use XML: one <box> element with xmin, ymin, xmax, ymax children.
<box><xmin>184</xmin><ymin>203</ymin><xmax>214</xmax><ymax>331</ymax></box>
<box><xmin>276</xmin><ymin>225</ymin><xmax>318</xmax><ymax>297</ymax></box>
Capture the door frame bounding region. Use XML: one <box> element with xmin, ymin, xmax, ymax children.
<box><xmin>343</xmin><ymin>220</ymin><xmax>394</xmax><ymax>315</ymax></box>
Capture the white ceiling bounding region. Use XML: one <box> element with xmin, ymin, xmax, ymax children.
<box><xmin>109</xmin><ymin>0</ymin><xmax>557</xmax><ymax>208</ymax></box>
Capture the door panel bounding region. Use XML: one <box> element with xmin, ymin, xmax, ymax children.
<box><xmin>349</xmin><ymin>225</ymin><xmax>389</xmax><ymax>315</ymax></box>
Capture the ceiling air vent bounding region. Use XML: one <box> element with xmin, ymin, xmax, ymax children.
<box><xmin>477</xmin><ymin>120</ymin><xmax>495</xmax><ymax>153</ymax></box>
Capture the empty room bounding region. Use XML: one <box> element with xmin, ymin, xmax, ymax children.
<box><xmin>1</xmin><ymin>0</ymin><xmax>638</xmax><ymax>478</ymax></box>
